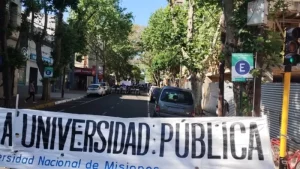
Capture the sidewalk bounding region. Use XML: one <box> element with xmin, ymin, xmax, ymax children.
<box><xmin>0</xmin><ymin>90</ymin><xmax>86</xmax><ymax>109</ymax></box>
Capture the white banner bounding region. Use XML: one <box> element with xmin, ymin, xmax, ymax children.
<box><xmin>0</xmin><ymin>109</ymin><xmax>275</xmax><ymax>169</ymax></box>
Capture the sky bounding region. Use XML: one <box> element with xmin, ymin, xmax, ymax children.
<box><xmin>64</xmin><ymin>0</ymin><xmax>168</xmax><ymax>26</ymax></box>
<box><xmin>120</xmin><ymin>0</ymin><xmax>168</xmax><ymax>26</ymax></box>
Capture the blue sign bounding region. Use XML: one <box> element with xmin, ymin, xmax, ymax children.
<box><xmin>231</xmin><ymin>53</ymin><xmax>254</xmax><ymax>82</ymax></box>
<box><xmin>30</xmin><ymin>54</ymin><xmax>53</xmax><ymax>64</ymax></box>
<box><xmin>45</xmin><ymin>70</ymin><xmax>52</xmax><ymax>75</ymax></box>
<box><xmin>235</xmin><ymin>60</ymin><xmax>250</xmax><ymax>75</ymax></box>
<box><xmin>44</xmin><ymin>67</ymin><xmax>53</xmax><ymax>78</ymax></box>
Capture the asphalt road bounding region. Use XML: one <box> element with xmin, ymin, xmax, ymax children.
<box><xmin>41</xmin><ymin>93</ymin><xmax>154</xmax><ymax>118</ymax></box>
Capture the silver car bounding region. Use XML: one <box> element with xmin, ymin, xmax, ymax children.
<box><xmin>153</xmin><ymin>86</ymin><xmax>195</xmax><ymax>117</ymax></box>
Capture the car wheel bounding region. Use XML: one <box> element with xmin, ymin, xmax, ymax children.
<box><xmin>150</xmin><ymin>97</ymin><xmax>154</xmax><ymax>103</ymax></box>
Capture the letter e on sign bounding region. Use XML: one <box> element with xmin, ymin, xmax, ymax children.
<box><xmin>235</xmin><ymin>61</ymin><xmax>250</xmax><ymax>75</ymax></box>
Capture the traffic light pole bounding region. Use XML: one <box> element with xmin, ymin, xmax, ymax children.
<box><xmin>279</xmin><ymin>65</ymin><xmax>292</xmax><ymax>169</ymax></box>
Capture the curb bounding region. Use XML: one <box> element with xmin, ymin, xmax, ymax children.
<box><xmin>29</xmin><ymin>95</ymin><xmax>86</xmax><ymax>110</ymax></box>
<box><xmin>54</xmin><ymin>95</ymin><xmax>86</xmax><ymax>105</ymax></box>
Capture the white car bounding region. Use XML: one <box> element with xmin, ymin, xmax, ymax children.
<box><xmin>99</xmin><ymin>82</ymin><xmax>111</xmax><ymax>94</ymax></box>
<box><xmin>87</xmin><ymin>84</ymin><xmax>105</xmax><ymax>96</ymax></box>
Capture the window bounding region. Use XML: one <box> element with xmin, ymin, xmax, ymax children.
<box><xmin>160</xmin><ymin>89</ymin><xmax>193</xmax><ymax>105</ymax></box>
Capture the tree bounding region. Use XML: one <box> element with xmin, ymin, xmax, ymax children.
<box><xmin>141</xmin><ymin>7</ymin><xmax>185</xmax><ymax>86</ymax></box>
<box><xmin>52</xmin><ymin>0</ymin><xmax>79</xmax><ymax>77</ymax></box>
<box><xmin>72</xmin><ymin>0</ymin><xmax>134</xmax><ymax>82</ymax></box>
<box><xmin>0</xmin><ymin>0</ymin><xmax>13</xmax><ymax>107</ymax></box>
<box><xmin>27</xmin><ymin>0</ymin><xmax>53</xmax><ymax>100</ymax></box>
<box><xmin>143</xmin><ymin>2</ymin><xmax>221</xmax><ymax>114</ymax></box>
<box><xmin>229</xmin><ymin>0</ymin><xmax>283</xmax><ymax>116</ymax></box>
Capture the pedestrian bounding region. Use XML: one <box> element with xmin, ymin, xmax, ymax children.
<box><xmin>25</xmin><ymin>80</ymin><xmax>36</xmax><ymax>103</ymax></box>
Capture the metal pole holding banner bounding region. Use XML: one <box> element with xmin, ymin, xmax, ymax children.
<box><xmin>279</xmin><ymin>65</ymin><xmax>291</xmax><ymax>169</ymax></box>
<box><xmin>15</xmin><ymin>94</ymin><xmax>19</xmax><ymax>112</ymax></box>
<box><xmin>239</xmin><ymin>83</ymin><xmax>243</xmax><ymax>116</ymax></box>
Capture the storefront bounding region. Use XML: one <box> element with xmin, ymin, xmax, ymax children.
<box><xmin>74</xmin><ymin>67</ymin><xmax>95</xmax><ymax>90</ymax></box>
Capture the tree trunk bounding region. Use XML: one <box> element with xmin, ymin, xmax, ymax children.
<box><xmin>54</xmin><ymin>9</ymin><xmax>64</xmax><ymax>75</ymax></box>
<box><xmin>190</xmin><ymin>72</ymin><xmax>203</xmax><ymax>115</ymax></box>
<box><xmin>103</xmin><ymin>62</ymin><xmax>106</xmax><ymax>82</ymax></box>
<box><xmin>36</xmin><ymin>41</ymin><xmax>50</xmax><ymax>100</ymax></box>
<box><xmin>0</xmin><ymin>0</ymin><xmax>13</xmax><ymax>108</ymax></box>
<box><xmin>11</xmin><ymin>67</ymin><xmax>15</xmax><ymax>96</ymax></box>
<box><xmin>223</xmin><ymin>0</ymin><xmax>238</xmax><ymax>114</ymax></box>
<box><xmin>217</xmin><ymin>60</ymin><xmax>225</xmax><ymax>116</ymax></box>
<box><xmin>42</xmin><ymin>79</ymin><xmax>50</xmax><ymax>100</ymax></box>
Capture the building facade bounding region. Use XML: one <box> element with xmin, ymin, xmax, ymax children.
<box><xmin>17</xmin><ymin>14</ymin><xmax>56</xmax><ymax>96</ymax></box>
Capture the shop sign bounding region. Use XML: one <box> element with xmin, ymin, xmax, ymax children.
<box><xmin>29</xmin><ymin>53</ymin><xmax>53</xmax><ymax>64</ymax></box>
<box><xmin>74</xmin><ymin>68</ymin><xmax>94</xmax><ymax>75</ymax></box>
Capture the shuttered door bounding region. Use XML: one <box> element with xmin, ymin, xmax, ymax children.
<box><xmin>261</xmin><ymin>83</ymin><xmax>300</xmax><ymax>150</ymax></box>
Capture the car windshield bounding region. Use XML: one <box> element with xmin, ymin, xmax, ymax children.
<box><xmin>88</xmin><ymin>85</ymin><xmax>99</xmax><ymax>89</ymax></box>
<box><xmin>160</xmin><ymin>89</ymin><xmax>193</xmax><ymax>105</ymax></box>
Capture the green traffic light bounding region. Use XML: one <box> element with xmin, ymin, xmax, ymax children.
<box><xmin>290</xmin><ymin>57</ymin><xmax>294</xmax><ymax>63</ymax></box>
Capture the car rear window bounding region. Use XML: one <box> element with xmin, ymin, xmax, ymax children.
<box><xmin>88</xmin><ymin>85</ymin><xmax>99</xmax><ymax>88</ymax></box>
<box><xmin>153</xmin><ymin>88</ymin><xmax>161</xmax><ymax>95</ymax></box>
<box><xmin>160</xmin><ymin>89</ymin><xmax>193</xmax><ymax>105</ymax></box>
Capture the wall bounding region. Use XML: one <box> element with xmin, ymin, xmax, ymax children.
<box><xmin>16</xmin><ymin>40</ymin><xmax>53</xmax><ymax>95</ymax></box>
<box><xmin>26</xmin><ymin>40</ymin><xmax>52</xmax><ymax>86</ymax></box>
<box><xmin>261</xmin><ymin>83</ymin><xmax>300</xmax><ymax>151</ymax></box>
<box><xmin>202</xmin><ymin>81</ymin><xmax>235</xmax><ymax>116</ymax></box>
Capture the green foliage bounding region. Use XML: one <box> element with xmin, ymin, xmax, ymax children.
<box><xmin>232</xmin><ymin>0</ymin><xmax>283</xmax><ymax>74</ymax></box>
<box><xmin>184</xmin><ymin>2</ymin><xmax>221</xmax><ymax>71</ymax></box>
<box><xmin>142</xmin><ymin>3</ymin><xmax>221</xmax><ymax>78</ymax></box>
<box><xmin>6</xmin><ymin>47</ymin><xmax>27</xmax><ymax>69</ymax></box>
<box><xmin>71</xmin><ymin>0</ymin><xmax>135</xmax><ymax>81</ymax></box>
<box><xmin>142</xmin><ymin>6</ymin><xmax>184</xmax><ymax>77</ymax></box>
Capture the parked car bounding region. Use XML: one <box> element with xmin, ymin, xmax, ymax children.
<box><xmin>87</xmin><ymin>84</ymin><xmax>105</xmax><ymax>96</ymax></box>
<box><xmin>153</xmin><ymin>86</ymin><xmax>195</xmax><ymax>117</ymax></box>
<box><xmin>99</xmin><ymin>82</ymin><xmax>111</xmax><ymax>94</ymax></box>
<box><xmin>148</xmin><ymin>86</ymin><xmax>158</xmax><ymax>96</ymax></box>
<box><xmin>149</xmin><ymin>87</ymin><xmax>161</xmax><ymax>102</ymax></box>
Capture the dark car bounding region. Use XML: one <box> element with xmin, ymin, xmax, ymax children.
<box><xmin>149</xmin><ymin>87</ymin><xmax>161</xmax><ymax>103</ymax></box>
<box><xmin>153</xmin><ymin>86</ymin><xmax>195</xmax><ymax>117</ymax></box>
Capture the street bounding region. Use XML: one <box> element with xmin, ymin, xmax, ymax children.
<box><xmin>40</xmin><ymin>94</ymin><xmax>154</xmax><ymax>118</ymax></box>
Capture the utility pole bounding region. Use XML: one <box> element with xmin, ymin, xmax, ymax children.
<box><xmin>279</xmin><ymin>65</ymin><xmax>291</xmax><ymax>169</ymax></box>
<box><xmin>252</xmin><ymin>26</ymin><xmax>264</xmax><ymax>117</ymax></box>
<box><xmin>61</xmin><ymin>66</ymin><xmax>66</xmax><ymax>98</ymax></box>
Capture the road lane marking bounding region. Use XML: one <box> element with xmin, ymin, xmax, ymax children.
<box><xmin>78</xmin><ymin>95</ymin><xmax>108</xmax><ymax>106</ymax></box>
